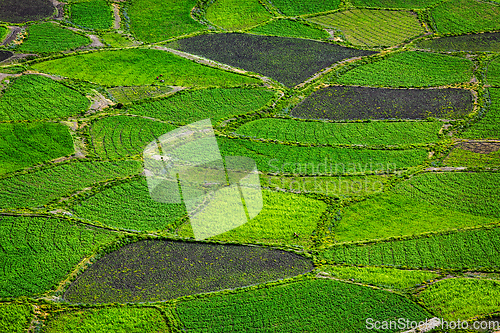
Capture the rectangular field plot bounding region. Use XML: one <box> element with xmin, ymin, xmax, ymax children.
<box><xmin>416</xmin><ymin>32</ymin><xmax>500</xmax><ymax>52</ymax></box>
<box><xmin>107</xmin><ymin>85</ymin><xmax>174</xmax><ymax>104</ymax></box>
<box><xmin>321</xmin><ymin>226</ymin><xmax>500</xmax><ymax>270</ymax></box>
<box><xmin>351</xmin><ymin>0</ymin><xmax>441</xmax><ymax>9</ymax></box>
<box><xmin>462</xmin><ymin>88</ymin><xmax>500</xmax><ymax>139</ymax></box>
<box><xmin>0</xmin><ymin>0</ymin><xmax>54</xmax><ymax>23</ymax></box>
<box><xmin>333</xmin><ymin>51</ymin><xmax>473</xmax><ymax>88</ymax></box>
<box><xmin>176</xmin><ymin>279</ymin><xmax>430</xmax><ymax>333</ymax></box>
<box><xmin>205</xmin><ymin>0</ymin><xmax>271</xmax><ymax>30</ymax></box>
<box><xmin>68</xmin><ymin>0</ymin><xmax>113</xmax><ymax>30</ymax></box>
<box><xmin>444</xmin><ymin>142</ymin><xmax>500</xmax><ymax>168</ymax></box>
<box><xmin>309</xmin><ymin>9</ymin><xmax>424</xmax><ymax>47</ymax></box>
<box><xmin>18</xmin><ymin>22</ymin><xmax>91</xmax><ymax>53</ymax></box>
<box><xmin>291</xmin><ymin>86</ymin><xmax>473</xmax><ymax>120</ymax></box>
<box><xmin>488</xmin><ymin>57</ymin><xmax>500</xmax><ymax>87</ymax></box>
<box><xmin>270</xmin><ymin>0</ymin><xmax>341</xmax><ymax>16</ymax></box>
<box><xmin>235</xmin><ymin>118</ymin><xmax>442</xmax><ymax>146</ymax></box>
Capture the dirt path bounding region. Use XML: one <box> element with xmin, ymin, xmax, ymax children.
<box><xmin>86</xmin><ymin>34</ymin><xmax>105</xmax><ymax>48</ymax></box>
<box><xmin>425</xmin><ymin>166</ymin><xmax>467</xmax><ymax>172</ymax></box>
<box><xmin>24</xmin><ymin>70</ymin><xmax>65</xmax><ymax>81</ymax></box>
<box><xmin>1</xmin><ymin>26</ymin><xmax>22</xmax><ymax>46</ymax></box>
<box><xmin>112</xmin><ymin>3</ymin><xmax>121</xmax><ymax>29</ymax></box>
<box><xmin>49</xmin><ymin>0</ymin><xmax>65</xmax><ymax>20</ymax></box>
<box><xmin>86</xmin><ymin>91</ymin><xmax>114</xmax><ymax>115</ymax></box>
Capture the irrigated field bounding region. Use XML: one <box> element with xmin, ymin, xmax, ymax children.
<box><xmin>351</xmin><ymin>0</ymin><xmax>440</xmax><ymax>8</ymax></box>
<box><xmin>68</xmin><ymin>0</ymin><xmax>113</xmax><ymax>30</ymax></box>
<box><xmin>18</xmin><ymin>23</ymin><xmax>91</xmax><ymax>53</ymax></box>
<box><xmin>0</xmin><ymin>122</ymin><xmax>74</xmax><ymax>175</ymax></box>
<box><xmin>334</xmin><ymin>51</ymin><xmax>473</xmax><ymax>87</ymax></box>
<box><xmin>31</xmin><ymin>49</ymin><xmax>261</xmax><ymax>87</ymax></box>
<box><xmin>107</xmin><ymin>86</ymin><xmax>174</xmax><ymax>104</ymax></box>
<box><xmin>270</xmin><ymin>0</ymin><xmax>341</xmax><ymax>15</ymax></box>
<box><xmin>235</xmin><ymin>118</ymin><xmax>442</xmax><ymax>145</ymax></box>
<box><xmin>0</xmin><ymin>303</ymin><xmax>32</xmax><ymax>333</ymax></box>
<box><xmin>462</xmin><ymin>88</ymin><xmax>500</xmax><ymax>139</ymax></box>
<box><xmin>249</xmin><ymin>19</ymin><xmax>329</xmax><ymax>40</ymax></box>
<box><xmin>416</xmin><ymin>32</ymin><xmax>500</xmax><ymax>52</ymax></box>
<box><xmin>0</xmin><ymin>75</ymin><xmax>89</xmax><ymax>121</ymax></box>
<box><xmin>63</xmin><ymin>239</ymin><xmax>313</xmax><ymax>303</ymax></box>
<box><xmin>309</xmin><ymin>9</ymin><xmax>424</xmax><ymax>47</ymax></box>
<box><xmin>0</xmin><ymin>0</ymin><xmax>54</xmax><ymax>23</ymax></box>
<box><xmin>291</xmin><ymin>86</ymin><xmax>473</xmax><ymax>120</ymax></box>
<box><xmin>205</xmin><ymin>0</ymin><xmax>272</xmax><ymax>30</ymax></box>
<box><xmin>170</xmin><ymin>33</ymin><xmax>376</xmax><ymax>86</ymax></box>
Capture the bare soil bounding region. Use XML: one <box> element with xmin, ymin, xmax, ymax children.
<box><xmin>458</xmin><ymin>141</ymin><xmax>500</xmax><ymax>154</ymax></box>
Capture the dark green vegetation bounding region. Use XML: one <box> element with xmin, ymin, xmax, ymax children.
<box><xmin>32</xmin><ymin>48</ymin><xmax>261</xmax><ymax>87</ymax></box>
<box><xmin>0</xmin><ymin>303</ymin><xmax>32</xmax><ymax>333</ymax></box>
<box><xmin>0</xmin><ymin>75</ymin><xmax>89</xmax><ymax>121</ymax></box>
<box><xmin>43</xmin><ymin>307</ymin><xmax>168</xmax><ymax>333</ymax></box>
<box><xmin>107</xmin><ymin>86</ymin><xmax>174</xmax><ymax>104</ymax></box>
<box><xmin>462</xmin><ymin>88</ymin><xmax>500</xmax><ymax>139</ymax></box>
<box><xmin>271</xmin><ymin>0</ymin><xmax>341</xmax><ymax>15</ymax></box>
<box><xmin>68</xmin><ymin>0</ymin><xmax>113</xmax><ymax>30</ymax></box>
<box><xmin>431</xmin><ymin>0</ymin><xmax>500</xmax><ymax>35</ymax></box>
<box><xmin>418</xmin><ymin>278</ymin><xmax>500</xmax><ymax>320</ymax></box>
<box><xmin>127</xmin><ymin>87</ymin><xmax>276</xmax><ymax>124</ymax></box>
<box><xmin>309</xmin><ymin>9</ymin><xmax>423</xmax><ymax>47</ymax></box>
<box><xmin>236</xmin><ymin>118</ymin><xmax>442</xmax><ymax>145</ymax></box>
<box><xmin>64</xmin><ymin>239</ymin><xmax>313</xmax><ymax>303</ymax></box>
<box><xmin>205</xmin><ymin>0</ymin><xmax>272</xmax><ymax>30</ymax></box>
<box><xmin>0</xmin><ymin>26</ymin><xmax>8</xmax><ymax>41</ymax></box>
<box><xmin>0</xmin><ymin>0</ymin><xmax>54</xmax><ymax>23</ymax></box>
<box><xmin>0</xmin><ymin>215</ymin><xmax>118</xmax><ymax>297</ymax></box>
<box><xmin>321</xmin><ymin>226</ymin><xmax>500</xmax><ymax>270</ymax></box>
<box><xmin>176</xmin><ymin>279</ymin><xmax>430</xmax><ymax>333</ymax></box>
<box><xmin>0</xmin><ymin>50</ymin><xmax>13</xmax><ymax>62</ymax></box>
<box><xmin>416</xmin><ymin>32</ymin><xmax>500</xmax><ymax>52</ymax></box>
<box><xmin>217</xmin><ymin>136</ymin><xmax>428</xmax><ymax>174</ymax></box>
<box><xmin>170</xmin><ymin>33</ymin><xmax>376</xmax><ymax>86</ymax></box>
<box><xmin>0</xmin><ymin>122</ymin><xmax>74</xmax><ymax>175</ymax></box>
<box><xmin>489</xmin><ymin>57</ymin><xmax>500</xmax><ymax>87</ymax></box>
<box><xmin>351</xmin><ymin>0</ymin><xmax>440</xmax><ymax>9</ymax></box>
<box><xmin>128</xmin><ymin>0</ymin><xmax>203</xmax><ymax>42</ymax></box>
<box><xmin>334</xmin><ymin>51</ymin><xmax>473</xmax><ymax>87</ymax></box>
<box><xmin>0</xmin><ymin>160</ymin><xmax>142</xmax><ymax>209</ymax></box>
<box><xmin>18</xmin><ymin>23</ymin><xmax>90</xmax><ymax>53</ymax></box>
<box><xmin>70</xmin><ymin>177</ymin><xmax>186</xmax><ymax>232</ymax></box>
<box><xmin>250</xmin><ymin>19</ymin><xmax>330</xmax><ymax>40</ymax></box>
<box><xmin>291</xmin><ymin>86</ymin><xmax>473</xmax><ymax>120</ymax></box>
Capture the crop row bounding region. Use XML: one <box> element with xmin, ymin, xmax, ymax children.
<box><xmin>18</xmin><ymin>23</ymin><xmax>91</xmax><ymax>54</ymax></box>
<box><xmin>68</xmin><ymin>0</ymin><xmax>114</xmax><ymax>31</ymax></box>
<box><xmin>462</xmin><ymin>88</ymin><xmax>500</xmax><ymax>139</ymax></box>
<box><xmin>107</xmin><ymin>85</ymin><xmax>174</xmax><ymax>104</ymax></box>
<box><xmin>249</xmin><ymin>19</ymin><xmax>330</xmax><ymax>40</ymax></box>
<box><xmin>416</xmin><ymin>32</ymin><xmax>500</xmax><ymax>53</ymax></box>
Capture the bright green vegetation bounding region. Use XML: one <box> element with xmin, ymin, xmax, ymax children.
<box><xmin>419</xmin><ymin>278</ymin><xmax>500</xmax><ymax>320</ymax></box>
<box><xmin>43</xmin><ymin>307</ymin><xmax>168</xmax><ymax>333</ymax></box>
<box><xmin>69</xmin><ymin>0</ymin><xmax>113</xmax><ymax>30</ymax></box>
<box><xmin>444</xmin><ymin>147</ymin><xmax>500</xmax><ymax>168</ymax></box>
<box><xmin>261</xmin><ymin>175</ymin><xmax>388</xmax><ymax>198</ymax></box>
<box><xmin>179</xmin><ymin>190</ymin><xmax>327</xmax><ymax>246</ymax></box>
<box><xmin>335</xmin><ymin>51</ymin><xmax>473</xmax><ymax>87</ymax></box>
<box><xmin>176</xmin><ymin>279</ymin><xmax>430</xmax><ymax>333</ymax></box>
<box><xmin>127</xmin><ymin>87</ymin><xmax>275</xmax><ymax>124</ymax></box>
<box><xmin>319</xmin><ymin>266</ymin><xmax>439</xmax><ymax>290</ymax></box>
<box><xmin>235</xmin><ymin>118</ymin><xmax>442</xmax><ymax>146</ymax></box>
<box><xmin>32</xmin><ymin>48</ymin><xmax>260</xmax><ymax>87</ymax></box>
<box><xmin>270</xmin><ymin>0</ymin><xmax>341</xmax><ymax>16</ymax></box>
<box><xmin>101</xmin><ymin>32</ymin><xmax>136</xmax><ymax>48</ymax></box>
<box><xmin>0</xmin><ymin>160</ymin><xmax>142</xmax><ymax>209</ymax></box>
<box><xmin>431</xmin><ymin>0</ymin><xmax>500</xmax><ymax>35</ymax></box>
<box><xmin>70</xmin><ymin>177</ymin><xmax>186</xmax><ymax>232</ymax></box>
<box><xmin>206</xmin><ymin>0</ymin><xmax>272</xmax><ymax>30</ymax></box>
<box><xmin>64</xmin><ymin>239</ymin><xmax>312</xmax><ymax>303</ymax></box>
<box><xmin>462</xmin><ymin>88</ymin><xmax>500</xmax><ymax>139</ymax></box>
<box><xmin>0</xmin><ymin>26</ymin><xmax>9</xmax><ymax>41</ymax></box>
<box><xmin>489</xmin><ymin>57</ymin><xmax>500</xmax><ymax>87</ymax></box>
<box><xmin>351</xmin><ymin>0</ymin><xmax>440</xmax><ymax>8</ymax></box>
<box><xmin>89</xmin><ymin>116</ymin><xmax>178</xmax><ymax>159</ymax></box>
<box><xmin>0</xmin><ymin>215</ymin><xmax>118</xmax><ymax>297</ymax></box>
<box><xmin>309</xmin><ymin>9</ymin><xmax>423</xmax><ymax>47</ymax></box>
<box><xmin>108</xmin><ymin>86</ymin><xmax>174</xmax><ymax>104</ymax></box>
<box><xmin>0</xmin><ymin>75</ymin><xmax>89</xmax><ymax>121</ymax></box>
<box><xmin>128</xmin><ymin>0</ymin><xmax>203</xmax><ymax>42</ymax></box>
<box><xmin>0</xmin><ymin>303</ymin><xmax>32</xmax><ymax>333</ymax></box>
<box><xmin>217</xmin><ymin>137</ymin><xmax>428</xmax><ymax>174</ymax></box>
<box><xmin>0</xmin><ymin>122</ymin><xmax>74</xmax><ymax>175</ymax></box>
<box><xmin>395</xmin><ymin>172</ymin><xmax>500</xmax><ymax>218</ymax></box>
<box><xmin>321</xmin><ymin>227</ymin><xmax>500</xmax><ymax>270</ymax></box>
<box><xmin>18</xmin><ymin>23</ymin><xmax>90</xmax><ymax>53</ymax></box>
<box><xmin>416</xmin><ymin>32</ymin><xmax>500</xmax><ymax>52</ymax></box>
<box><xmin>250</xmin><ymin>19</ymin><xmax>329</xmax><ymax>40</ymax></box>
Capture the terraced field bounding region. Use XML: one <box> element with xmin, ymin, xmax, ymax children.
<box><xmin>416</xmin><ymin>32</ymin><xmax>500</xmax><ymax>52</ymax></box>
<box><xmin>206</xmin><ymin>0</ymin><xmax>272</xmax><ymax>30</ymax></box>
<box><xmin>0</xmin><ymin>0</ymin><xmax>54</xmax><ymax>23</ymax></box>
<box><xmin>309</xmin><ymin>9</ymin><xmax>424</xmax><ymax>47</ymax></box>
<box><xmin>68</xmin><ymin>0</ymin><xmax>113</xmax><ymax>30</ymax></box>
<box><xmin>249</xmin><ymin>19</ymin><xmax>329</xmax><ymax>40</ymax></box>
<box><xmin>270</xmin><ymin>0</ymin><xmax>341</xmax><ymax>15</ymax></box>
<box><xmin>18</xmin><ymin>23</ymin><xmax>91</xmax><ymax>53</ymax></box>
<box><xmin>351</xmin><ymin>0</ymin><xmax>440</xmax><ymax>8</ymax></box>
<box><xmin>444</xmin><ymin>143</ymin><xmax>500</xmax><ymax>168</ymax></box>
<box><xmin>462</xmin><ymin>88</ymin><xmax>500</xmax><ymax>139</ymax></box>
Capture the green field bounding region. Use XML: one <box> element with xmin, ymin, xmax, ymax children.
<box><xmin>127</xmin><ymin>87</ymin><xmax>275</xmax><ymax>124</ymax></box>
<box><xmin>128</xmin><ymin>0</ymin><xmax>204</xmax><ymax>42</ymax></box>
<box><xmin>32</xmin><ymin>48</ymin><xmax>261</xmax><ymax>87</ymax></box>
<box><xmin>309</xmin><ymin>9</ymin><xmax>424</xmax><ymax>47</ymax></box>
<box><xmin>444</xmin><ymin>146</ymin><xmax>500</xmax><ymax>168</ymax></box>
<box><xmin>0</xmin><ymin>75</ymin><xmax>89</xmax><ymax>121</ymax></box>
<box><xmin>250</xmin><ymin>19</ymin><xmax>329</xmax><ymax>40</ymax></box>
<box><xmin>18</xmin><ymin>23</ymin><xmax>90</xmax><ymax>53</ymax></box>
<box><xmin>0</xmin><ymin>26</ymin><xmax>9</xmax><ymax>41</ymax></box>
<box><xmin>0</xmin><ymin>303</ymin><xmax>32</xmax><ymax>333</ymax></box>
<box><xmin>179</xmin><ymin>190</ymin><xmax>327</xmax><ymax>246</ymax></box>
<box><xmin>69</xmin><ymin>0</ymin><xmax>113</xmax><ymax>30</ymax></box>
<box><xmin>101</xmin><ymin>32</ymin><xmax>136</xmax><ymax>48</ymax></box>
<box><xmin>319</xmin><ymin>266</ymin><xmax>439</xmax><ymax>290</ymax></box>
<box><xmin>270</xmin><ymin>0</ymin><xmax>341</xmax><ymax>15</ymax></box>
<box><xmin>431</xmin><ymin>0</ymin><xmax>500</xmax><ymax>35</ymax></box>
<box><xmin>0</xmin><ymin>215</ymin><xmax>118</xmax><ymax>297</ymax></box>
<box><xmin>43</xmin><ymin>307</ymin><xmax>168</xmax><ymax>333</ymax></box>
<box><xmin>107</xmin><ymin>85</ymin><xmax>174</xmax><ymax>104</ymax></box>
<box><xmin>489</xmin><ymin>57</ymin><xmax>500</xmax><ymax>87</ymax></box>
<box><xmin>351</xmin><ymin>0</ymin><xmax>440</xmax><ymax>8</ymax></box>
<box><xmin>0</xmin><ymin>122</ymin><xmax>74</xmax><ymax>175</ymax></box>
<box><xmin>235</xmin><ymin>118</ymin><xmax>442</xmax><ymax>146</ymax></box>
<box><xmin>0</xmin><ymin>160</ymin><xmax>142</xmax><ymax>209</ymax></box>
<box><xmin>321</xmin><ymin>226</ymin><xmax>500</xmax><ymax>270</ymax></box>
<box><xmin>334</xmin><ymin>51</ymin><xmax>473</xmax><ymax>87</ymax></box>
<box><xmin>206</xmin><ymin>0</ymin><xmax>272</xmax><ymax>30</ymax></box>
<box><xmin>419</xmin><ymin>278</ymin><xmax>500</xmax><ymax>320</ymax></box>
<box><xmin>176</xmin><ymin>279</ymin><xmax>430</xmax><ymax>333</ymax></box>
<box><xmin>462</xmin><ymin>88</ymin><xmax>500</xmax><ymax>139</ymax></box>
